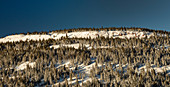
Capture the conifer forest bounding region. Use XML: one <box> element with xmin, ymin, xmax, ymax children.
<box><xmin>0</xmin><ymin>27</ymin><xmax>170</xmax><ymax>87</ymax></box>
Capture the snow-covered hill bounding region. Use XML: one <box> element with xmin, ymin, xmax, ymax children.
<box><xmin>14</xmin><ymin>60</ymin><xmax>170</xmax><ymax>86</ymax></box>
<box><xmin>0</xmin><ymin>30</ymin><xmax>154</xmax><ymax>43</ymax></box>
<box><xmin>0</xmin><ymin>29</ymin><xmax>169</xmax><ymax>87</ymax></box>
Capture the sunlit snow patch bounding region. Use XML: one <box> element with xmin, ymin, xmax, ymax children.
<box><xmin>15</xmin><ymin>61</ymin><xmax>36</xmax><ymax>71</ymax></box>
<box><xmin>0</xmin><ymin>31</ymin><xmax>155</xmax><ymax>43</ymax></box>
<box><xmin>50</xmin><ymin>43</ymin><xmax>90</xmax><ymax>49</ymax></box>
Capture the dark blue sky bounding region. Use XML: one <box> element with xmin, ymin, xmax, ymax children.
<box><xmin>0</xmin><ymin>0</ymin><xmax>170</xmax><ymax>37</ymax></box>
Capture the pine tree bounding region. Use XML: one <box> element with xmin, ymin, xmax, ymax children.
<box><xmin>44</xmin><ymin>69</ymin><xmax>48</xmax><ymax>83</ymax></box>
<box><xmin>65</xmin><ymin>78</ymin><xmax>69</xmax><ymax>87</ymax></box>
<box><xmin>70</xmin><ymin>69</ymin><xmax>73</xmax><ymax>81</ymax></box>
<box><xmin>76</xmin><ymin>75</ymin><xmax>79</xmax><ymax>87</ymax></box>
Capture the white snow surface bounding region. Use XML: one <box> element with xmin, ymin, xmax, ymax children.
<box><xmin>138</xmin><ymin>64</ymin><xmax>170</xmax><ymax>74</ymax></box>
<box><xmin>50</xmin><ymin>43</ymin><xmax>90</xmax><ymax>49</ymax></box>
<box><xmin>50</xmin><ymin>43</ymin><xmax>115</xmax><ymax>49</ymax></box>
<box><xmin>54</xmin><ymin>58</ymin><xmax>97</xmax><ymax>86</ymax></box>
<box><xmin>54</xmin><ymin>60</ymin><xmax>170</xmax><ymax>86</ymax></box>
<box><xmin>15</xmin><ymin>61</ymin><xmax>36</xmax><ymax>71</ymax></box>
<box><xmin>0</xmin><ymin>31</ymin><xmax>154</xmax><ymax>43</ymax></box>
<box><xmin>0</xmin><ymin>34</ymin><xmax>51</xmax><ymax>43</ymax></box>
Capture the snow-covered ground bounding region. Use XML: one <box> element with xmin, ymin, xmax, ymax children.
<box><xmin>2</xmin><ymin>60</ymin><xmax>169</xmax><ymax>85</ymax></box>
<box><xmin>50</xmin><ymin>43</ymin><xmax>90</xmax><ymax>49</ymax></box>
<box><xmin>51</xmin><ymin>31</ymin><xmax>154</xmax><ymax>39</ymax></box>
<box><xmin>138</xmin><ymin>64</ymin><xmax>170</xmax><ymax>74</ymax></box>
<box><xmin>15</xmin><ymin>61</ymin><xmax>36</xmax><ymax>71</ymax></box>
<box><xmin>54</xmin><ymin>59</ymin><xmax>170</xmax><ymax>86</ymax></box>
<box><xmin>0</xmin><ymin>30</ymin><xmax>169</xmax><ymax>86</ymax></box>
<box><xmin>50</xmin><ymin>43</ymin><xmax>115</xmax><ymax>50</ymax></box>
<box><xmin>0</xmin><ymin>34</ymin><xmax>51</xmax><ymax>43</ymax></box>
<box><xmin>1</xmin><ymin>58</ymin><xmax>170</xmax><ymax>86</ymax></box>
<box><xmin>0</xmin><ymin>31</ymin><xmax>154</xmax><ymax>43</ymax></box>
<box><xmin>54</xmin><ymin>58</ymin><xmax>97</xmax><ymax>86</ymax></box>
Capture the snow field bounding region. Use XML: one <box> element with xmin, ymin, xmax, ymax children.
<box><xmin>0</xmin><ymin>31</ymin><xmax>154</xmax><ymax>43</ymax></box>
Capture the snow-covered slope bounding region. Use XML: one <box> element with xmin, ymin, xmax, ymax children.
<box><xmin>0</xmin><ymin>34</ymin><xmax>51</xmax><ymax>43</ymax></box>
<box><xmin>0</xmin><ymin>31</ymin><xmax>154</xmax><ymax>43</ymax></box>
<box><xmin>50</xmin><ymin>43</ymin><xmax>90</xmax><ymax>49</ymax></box>
<box><xmin>51</xmin><ymin>31</ymin><xmax>153</xmax><ymax>39</ymax></box>
<box><xmin>54</xmin><ymin>60</ymin><xmax>170</xmax><ymax>86</ymax></box>
<box><xmin>50</xmin><ymin>43</ymin><xmax>115</xmax><ymax>49</ymax></box>
<box><xmin>15</xmin><ymin>61</ymin><xmax>36</xmax><ymax>71</ymax></box>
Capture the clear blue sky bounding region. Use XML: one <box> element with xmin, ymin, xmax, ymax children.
<box><xmin>0</xmin><ymin>0</ymin><xmax>170</xmax><ymax>37</ymax></box>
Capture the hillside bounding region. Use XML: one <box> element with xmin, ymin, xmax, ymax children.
<box><xmin>0</xmin><ymin>28</ymin><xmax>169</xmax><ymax>87</ymax></box>
<box><xmin>0</xmin><ymin>30</ymin><xmax>154</xmax><ymax>43</ymax></box>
